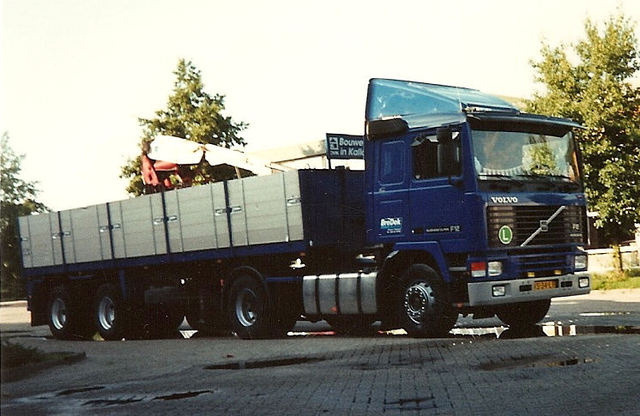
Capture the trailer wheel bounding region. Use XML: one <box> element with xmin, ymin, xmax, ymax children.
<box><xmin>227</xmin><ymin>275</ymin><xmax>273</xmax><ymax>339</ymax></box>
<box><xmin>47</xmin><ymin>286</ymin><xmax>93</xmax><ymax>340</ymax></box>
<box><xmin>398</xmin><ymin>264</ymin><xmax>457</xmax><ymax>338</ymax></box>
<box><xmin>94</xmin><ymin>283</ymin><xmax>128</xmax><ymax>341</ymax></box>
<box><xmin>496</xmin><ymin>299</ymin><xmax>551</xmax><ymax>328</ymax></box>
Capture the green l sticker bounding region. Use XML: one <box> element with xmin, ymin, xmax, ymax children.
<box><xmin>498</xmin><ymin>225</ymin><xmax>513</xmax><ymax>244</ymax></box>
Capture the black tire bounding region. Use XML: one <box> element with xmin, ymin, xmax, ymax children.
<box><xmin>397</xmin><ymin>264</ymin><xmax>457</xmax><ymax>338</ymax></box>
<box><xmin>47</xmin><ymin>286</ymin><xmax>94</xmax><ymax>340</ymax></box>
<box><xmin>94</xmin><ymin>283</ymin><xmax>128</xmax><ymax>341</ymax></box>
<box><xmin>226</xmin><ymin>275</ymin><xmax>273</xmax><ymax>339</ymax></box>
<box><xmin>496</xmin><ymin>299</ymin><xmax>551</xmax><ymax>328</ymax></box>
<box><xmin>325</xmin><ymin>316</ymin><xmax>376</xmax><ymax>336</ymax></box>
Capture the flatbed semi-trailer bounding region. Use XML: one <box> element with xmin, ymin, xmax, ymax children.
<box><xmin>20</xmin><ymin>169</ymin><xmax>367</xmax><ymax>338</ymax></box>
<box><xmin>19</xmin><ymin>78</ymin><xmax>590</xmax><ymax>340</ymax></box>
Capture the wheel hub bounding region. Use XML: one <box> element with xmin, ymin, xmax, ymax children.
<box><xmin>404</xmin><ymin>282</ymin><xmax>435</xmax><ymax>325</ymax></box>
<box><xmin>98</xmin><ymin>296</ymin><xmax>116</xmax><ymax>331</ymax></box>
<box><xmin>235</xmin><ymin>288</ymin><xmax>258</xmax><ymax>327</ymax></box>
<box><xmin>50</xmin><ymin>298</ymin><xmax>67</xmax><ymax>330</ymax></box>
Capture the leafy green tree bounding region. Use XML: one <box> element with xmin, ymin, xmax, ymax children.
<box><xmin>1</xmin><ymin>133</ymin><xmax>48</xmax><ymax>300</ymax></box>
<box><xmin>527</xmin><ymin>14</ymin><xmax>640</xmax><ymax>245</ymax></box>
<box><xmin>121</xmin><ymin>59</ymin><xmax>248</xmax><ymax>195</ymax></box>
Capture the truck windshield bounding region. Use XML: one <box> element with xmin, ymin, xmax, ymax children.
<box><xmin>471</xmin><ymin>130</ymin><xmax>581</xmax><ymax>186</ymax></box>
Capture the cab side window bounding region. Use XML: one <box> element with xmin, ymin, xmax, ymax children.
<box><xmin>412</xmin><ymin>133</ymin><xmax>461</xmax><ymax>180</ymax></box>
<box><xmin>379</xmin><ymin>140</ymin><xmax>405</xmax><ymax>184</ymax></box>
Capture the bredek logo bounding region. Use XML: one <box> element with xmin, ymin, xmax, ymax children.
<box><xmin>491</xmin><ymin>196</ymin><xmax>519</xmax><ymax>204</ymax></box>
<box><xmin>380</xmin><ymin>217</ymin><xmax>402</xmax><ymax>234</ymax></box>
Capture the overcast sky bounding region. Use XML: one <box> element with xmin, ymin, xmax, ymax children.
<box><xmin>2</xmin><ymin>0</ymin><xmax>639</xmax><ymax>210</ymax></box>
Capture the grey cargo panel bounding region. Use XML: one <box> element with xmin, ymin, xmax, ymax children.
<box><xmin>18</xmin><ymin>213</ymin><xmax>64</xmax><ymax>268</ymax></box>
<box><xmin>19</xmin><ymin>171</ymin><xmax>304</xmax><ymax>268</ymax></box>
<box><xmin>231</xmin><ymin>173</ymin><xmax>303</xmax><ymax>246</ymax></box>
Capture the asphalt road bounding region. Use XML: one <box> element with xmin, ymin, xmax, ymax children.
<box><xmin>1</xmin><ymin>289</ymin><xmax>639</xmax><ymax>415</ymax></box>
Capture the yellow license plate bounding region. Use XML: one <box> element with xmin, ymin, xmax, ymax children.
<box><xmin>534</xmin><ymin>280</ymin><xmax>558</xmax><ymax>290</ymax></box>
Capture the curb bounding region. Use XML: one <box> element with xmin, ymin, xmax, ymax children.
<box><xmin>0</xmin><ymin>300</ymin><xmax>27</xmax><ymax>308</ymax></box>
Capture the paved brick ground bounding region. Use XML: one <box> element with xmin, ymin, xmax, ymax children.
<box><xmin>2</xmin><ymin>292</ymin><xmax>640</xmax><ymax>415</ymax></box>
<box><xmin>3</xmin><ymin>333</ymin><xmax>639</xmax><ymax>415</ymax></box>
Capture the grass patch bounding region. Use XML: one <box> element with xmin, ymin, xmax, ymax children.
<box><xmin>591</xmin><ymin>268</ymin><xmax>640</xmax><ymax>290</ymax></box>
<box><xmin>1</xmin><ymin>341</ymin><xmax>78</xmax><ymax>369</ymax></box>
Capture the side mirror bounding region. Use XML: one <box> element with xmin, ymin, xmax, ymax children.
<box><xmin>366</xmin><ymin>118</ymin><xmax>409</xmax><ymax>140</ymax></box>
<box><xmin>436</xmin><ymin>127</ymin><xmax>452</xmax><ymax>144</ymax></box>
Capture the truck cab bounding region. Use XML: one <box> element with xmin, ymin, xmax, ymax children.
<box><xmin>364</xmin><ymin>79</ymin><xmax>589</xmax><ymax>331</ymax></box>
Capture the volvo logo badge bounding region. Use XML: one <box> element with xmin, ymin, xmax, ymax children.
<box><xmin>540</xmin><ymin>220</ymin><xmax>549</xmax><ymax>232</ymax></box>
<box><xmin>491</xmin><ymin>196</ymin><xmax>519</xmax><ymax>204</ymax></box>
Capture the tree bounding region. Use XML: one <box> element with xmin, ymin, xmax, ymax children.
<box><xmin>527</xmin><ymin>14</ymin><xmax>640</xmax><ymax>245</ymax></box>
<box><xmin>1</xmin><ymin>133</ymin><xmax>48</xmax><ymax>300</ymax></box>
<box><xmin>121</xmin><ymin>59</ymin><xmax>248</xmax><ymax>195</ymax></box>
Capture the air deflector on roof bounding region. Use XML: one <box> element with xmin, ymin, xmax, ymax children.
<box><xmin>365</xmin><ymin>78</ymin><xmax>518</xmax><ymax>122</ymax></box>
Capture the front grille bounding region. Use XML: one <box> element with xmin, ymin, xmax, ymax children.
<box><xmin>487</xmin><ymin>205</ymin><xmax>586</xmax><ymax>247</ymax></box>
<box><xmin>515</xmin><ymin>250</ymin><xmax>569</xmax><ymax>277</ymax></box>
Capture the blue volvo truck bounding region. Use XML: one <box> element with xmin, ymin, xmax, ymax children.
<box><xmin>18</xmin><ymin>78</ymin><xmax>590</xmax><ymax>340</ymax></box>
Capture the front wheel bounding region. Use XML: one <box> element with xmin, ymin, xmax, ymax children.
<box><xmin>496</xmin><ymin>299</ymin><xmax>551</xmax><ymax>328</ymax></box>
<box><xmin>398</xmin><ymin>264</ymin><xmax>457</xmax><ymax>338</ymax></box>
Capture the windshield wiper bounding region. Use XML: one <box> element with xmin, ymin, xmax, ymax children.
<box><xmin>516</xmin><ymin>174</ymin><xmax>581</xmax><ymax>190</ymax></box>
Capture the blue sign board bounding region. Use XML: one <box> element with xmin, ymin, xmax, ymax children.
<box><xmin>326</xmin><ymin>133</ymin><xmax>364</xmax><ymax>160</ymax></box>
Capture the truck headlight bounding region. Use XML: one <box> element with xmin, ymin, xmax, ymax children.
<box><xmin>488</xmin><ymin>261</ymin><xmax>502</xmax><ymax>277</ymax></box>
<box><xmin>579</xmin><ymin>277</ymin><xmax>590</xmax><ymax>288</ymax></box>
<box><xmin>574</xmin><ymin>254</ymin><xmax>588</xmax><ymax>270</ymax></box>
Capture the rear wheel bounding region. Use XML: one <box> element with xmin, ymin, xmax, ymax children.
<box><xmin>94</xmin><ymin>283</ymin><xmax>128</xmax><ymax>341</ymax></box>
<box><xmin>47</xmin><ymin>286</ymin><xmax>94</xmax><ymax>340</ymax></box>
<box><xmin>227</xmin><ymin>275</ymin><xmax>273</xmax><ymax>339</ymax></box>
<box><xmin>496</xmin><ymin>299</ymin><xmax>551</xmax><ymax>328</ymax></box>
<box><xmin>397</xmin><ymin>264</ymin><xmax>457</xmax><ymax>338</ymax></box>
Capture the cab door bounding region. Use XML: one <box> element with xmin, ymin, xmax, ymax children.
<box><xmin>371</xmin><ymin>139</ymin><xmax>410</xmax><ymax>242</ymax></box>
<box><xmin>409</xmin><ymin>130</ymin><xmax>465</xmax><ymax>244</ymax></box>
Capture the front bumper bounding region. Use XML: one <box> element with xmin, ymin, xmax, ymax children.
<box><xmin>467</xmin><ymin>272</ymin><xmax>590</xmax><ymax>306</ymax></box>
